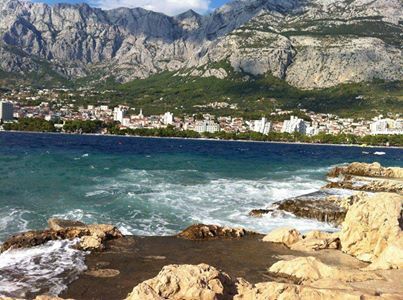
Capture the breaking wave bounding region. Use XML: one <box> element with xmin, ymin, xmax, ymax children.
<box><xmin>0</xmin><ymin>240</ymin><xmax>87</xmax><ymax>298</ymax></box>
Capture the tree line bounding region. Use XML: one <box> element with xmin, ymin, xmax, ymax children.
<box><xmin>3</xmin><ymin>118</ymin><xmax>402</xmax><ymax>147</ymax></box>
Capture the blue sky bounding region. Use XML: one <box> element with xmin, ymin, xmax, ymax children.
<box><xmin>32</xmin><ymin>0</ymin><xmax>232</xmax><ymax>15</ymax></box>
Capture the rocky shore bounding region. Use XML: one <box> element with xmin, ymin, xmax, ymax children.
<box><xmin>0</xmin><ymin>162</ymin><xmax>402</xmax><ymax>300</ymax></box>
<box><xmin>249</xmin><ymin>162</ymin><xmax>403</xmax><ymax>226</ymax></box>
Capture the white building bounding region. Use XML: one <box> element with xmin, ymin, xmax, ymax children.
<box><xmin>252</xmin><ymin>117</ymin><xmax>271</xmax><ymax>135</ymax></box>
<box><xmin>194</xmin><ymin>120</ymin><xmax>220</xmax><ymax>133</ymax></box>
<box><xmin>370</xmin><ymin>119</ymin><xmax>388</xmax><ymax>134</ymax></box>
<box><xmin>163</xmin><ymin>112</ymin><xmax>174</xmax><ymax>125</ymax></box>
<box><xmin>122</xmin><ymin>117</ymin><xmax>131</xmax><ymax>127</ymax></box>
<box><xmin>113</xmin><ymin>105</ymin><xmax>129</xmax><ymax>123</ymax></box>
<box><xmin>0</xmin><ymin>101</ymin><xmax>14</xmax><ymax>122</ymax></box>
<box><xmin>370</xmin><ymin>118</ymin><xmax>403</xmax><ymax>135</ymax></box>
<box><xmin>281</xmin><ymin>116</ymin><xmax>307</xmax><ymax>134</ymax></box>
<box><xmin>305</xmin><ymin>125</ymin><xmax>320</xmax><ymax>136</ymax></box>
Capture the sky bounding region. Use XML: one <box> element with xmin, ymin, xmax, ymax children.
<box><xmin>32</xmin><ymin>0</ymin><xmax>232</xmax><ymax>15</ymax></box>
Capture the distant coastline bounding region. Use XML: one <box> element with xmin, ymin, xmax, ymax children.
<box><xmin>2</xmin><ymin>130</ymin><xmax>403</xmax><ymax>150</ymax></box>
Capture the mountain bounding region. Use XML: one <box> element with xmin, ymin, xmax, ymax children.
<box><xmin>0</xmin><ymin>0</ymin><xmax>402</xmax><ymax>89</ymax></box>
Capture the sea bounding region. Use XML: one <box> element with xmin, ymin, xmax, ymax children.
<box><xmin>0</xmin><ymin>131</ymin><xmax>402</xmax><ymax>298</ymax></box>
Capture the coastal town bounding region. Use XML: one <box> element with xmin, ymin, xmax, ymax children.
<box><xmin>0</xmin><ymin>87</ymin><xmax>402</xmax><ymax>138</ymax></box>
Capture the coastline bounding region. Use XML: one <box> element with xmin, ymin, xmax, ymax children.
<box><xmin>1</xmin><ymin>162</ymin><xmax>402</xmax><ymax>299</ymax></box>
<box><xmin>2</xmin><ymin>130</ymin><xmax>403</xmax><ymax>150</ymax></box>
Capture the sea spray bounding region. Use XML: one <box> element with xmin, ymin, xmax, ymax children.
<box><xmin>0</xmin><ymin>240</ymin><xmax>87</xmax><ymax>298</ymax></box>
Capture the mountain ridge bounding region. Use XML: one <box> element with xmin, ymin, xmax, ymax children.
<box><xmin>0</xmin><ymin>0</ymin><xmax>401</xmax><ymax>89</ymax></box>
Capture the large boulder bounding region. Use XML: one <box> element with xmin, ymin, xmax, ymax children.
<box><xmin>366</xmin><ymin>233</ymin><xmax>403</xmax><ymax>270</ymax></box>
<box><xmin>125</xmin><ymin>263</ymin><xmax>238</xmax><ymax>300</ymax></box>
<box><xmin>268</xmin><ymin>257</ymin><xmax>381</xmax><ymax>283</ymax></box>
<box><xmin>262</xmin><ymin>227</ymin><xmax>301</xmax><ymax>247</ymax></box>
<box><xmin>339</xmin><ymin>193</ymin><xmax>402</xmax><ymax>263</ymax></box>
<box><xmin>177</xmin><ymin>224</ymin><xmax>252</xmax><ymax>240</ymax></box>
<box><xmin>0</xmin><ymin>220</ymin><xmax>123</xmax><ymax>252</ymax></box>
<box><xmin>328</xmin><ymin>162</ymin><xmax>403</xmax><ymax>179</ymax></box>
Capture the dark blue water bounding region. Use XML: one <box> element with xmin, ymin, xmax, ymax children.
<box><xmin>0</xmin><ymin>132</ymin><xmax>402</xmax><ymax>240</ymax></box>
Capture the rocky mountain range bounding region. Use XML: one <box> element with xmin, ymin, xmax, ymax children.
<box><xmin>0</xmin><ymin>0</ymin><xmax>402</xmax><ymax>89</ymax></box>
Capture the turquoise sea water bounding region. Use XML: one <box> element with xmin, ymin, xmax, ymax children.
<box><xmin>1</xmin><ymin>132</ymin><xmax>402</xmax><ymax>241</ymax></box>
<box><xmin>0</xmin><ymin>132</ymin><xmax>402</xmax><ymax>297</ymax></box>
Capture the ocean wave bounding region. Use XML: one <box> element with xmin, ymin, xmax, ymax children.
<box><xmin>1</xmin><ymin>167</ymin><xmax>332</xmax><ymax>243</ymax></box>
<box><xmin>75</xmin><ymin>168</ymin><xmax>330</xmax><ymax>236</ymax></box>
<box><xmin>51</xmin><ymin>209</ymin><xmax>96</xmax><ymax>224</ymax></box>
<box><xmin>0</xmin><ymin>208</ymin><xmax>31</xmax><ymax>242</ymax></box>
<box><xmin>0</xmin><ymin>240</ymin><xmax>87</xmax><ymax>298</ymax></box>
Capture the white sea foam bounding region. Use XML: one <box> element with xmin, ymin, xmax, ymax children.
<box><xmin>52</xmin><ymin>209</ymin><xmax>95</xmax><ymax>224</ymax></box>
<box><xmin>0</xmin><ymin>240</ymin><xmax>87</xmax><ymax>298</ymax></box>
<box><xmin>0</xmin><ymin>208</ymin><xmax>30</xmax><ymax>241</ymax></box>
<box><xmin>81</xmin><ymin>168</ymin><xmax>334</xmax><ymax>235</ymax></box>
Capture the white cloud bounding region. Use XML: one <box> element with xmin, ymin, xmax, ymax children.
<box><xmin>91</xmin><ymin>0</ymin><xmax>211</xmax><ymax>15</ymax></box>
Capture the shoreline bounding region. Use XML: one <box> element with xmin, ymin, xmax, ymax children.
<box><xmin>60</xmin><ymin>235</ymin><xmax>365</xmax><ymax>300</ymax></box>
<box><xmin>2</xmin><ymin>130</ymin><xmax>402</xmax><ymax>150</ymax></box>
<box><xmin>0</xmin><ymin>162</ymin><xmax>402</xmax><ymax>299</ymax></box>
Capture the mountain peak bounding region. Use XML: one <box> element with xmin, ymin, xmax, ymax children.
<box><xmin>175</xmin><ymin>9</ymin><xmax>201</xmax><ymax>20</ymax></box>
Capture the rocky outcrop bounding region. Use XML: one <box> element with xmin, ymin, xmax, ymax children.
<box><xmin>274</xmin><ymin>195</ymin><xmax>347</xmax><ymax>226</ymax></box>
<box><xmin>325</xmin><ymin>178</ymin><xmax>403</xmax><ymax>194</ymax></box>
<box><xmin>340</xmin><ymin>192</ymin><xmax>402</xmax><ymax>264</ymax></box>
<box><xmin>262</xmin><ymin>227</ymin><xmax>340</xmax><ymax>251</ymax></box>
<box><xmin>0</xmin><ymin>219</ymin><xmax>123</xmax><ymax>252</ymax></box>
<box><xmin>177</xmin><ymin>224</ymin><xmax>252</xmax><ymax>240</ymax></box>
<box><xmin>268</xmin><ymin>256</ymin><xmax>381</xmax><ymax>283</ymax></box>
<box><xmin>125</xmin><ymin>263</ymin><xmax>238</xmax><ymax>300</ymax></box>
<box><xmin>367</xmin><ymin>233</ymin><xmax>403</xmax><ymax>270</ymax></box>
<box><xmin>125</xmin><ymin>262</ymin><xmax>396</xmax><ymax>300</ymax></box>
<box><xmin>328</xmin><ymin>162</ymin><xmax>403</xmax><ymax>179</ymax></box>
<box><xmin>262</xmin><ymin>227</ymin><xmax>301</xmax><ymax>247</ymax></box>
<box><xmin>326</xmin><ymin>162</ymin><xmax>403</xmax><ymax>194</ymax></box>
<box><xmin>251</xmin><ymin>163</ymin><xmax>403</xmax><ymax>227</ymax></box>
<box><xmin>290</xmin><ymin>231</ymin><xmax>340</xmax><ymax>252</ymax></box>
<box><xmin>234</xmin><ymin>280</ymin><xmax>394</xmax><ymax>300</ymax></box>
<box><xmin>263</xmin><ymin>228</ymin><xmax>340</xmax><ymax>251</ymax></box>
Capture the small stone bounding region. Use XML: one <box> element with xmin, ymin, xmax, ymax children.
<box><xmin>85</xmin><ymin>269</ymin><xmax>120</xmax><ymax>278</ymax></box>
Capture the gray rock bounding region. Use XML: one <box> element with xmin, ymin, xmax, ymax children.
<box><xmin>0</xmin><ymin>0</ymin><xmax>401</xmax><ymax>88</ymax></box>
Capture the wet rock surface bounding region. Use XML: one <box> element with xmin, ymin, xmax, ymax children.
<box><xmin>0</xmin><ymin>219</ymin><xmax>123</xmax><ymax>253</ymax></box>
<box><xmin>248</xmin><ymin>209</ymin><xmax>273</xmax><ymax>217</ymax></box>
<box><xmin>274</xmin><ymin>193</ymin><xmax>347</xmax><ymax>226</ymax></box>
